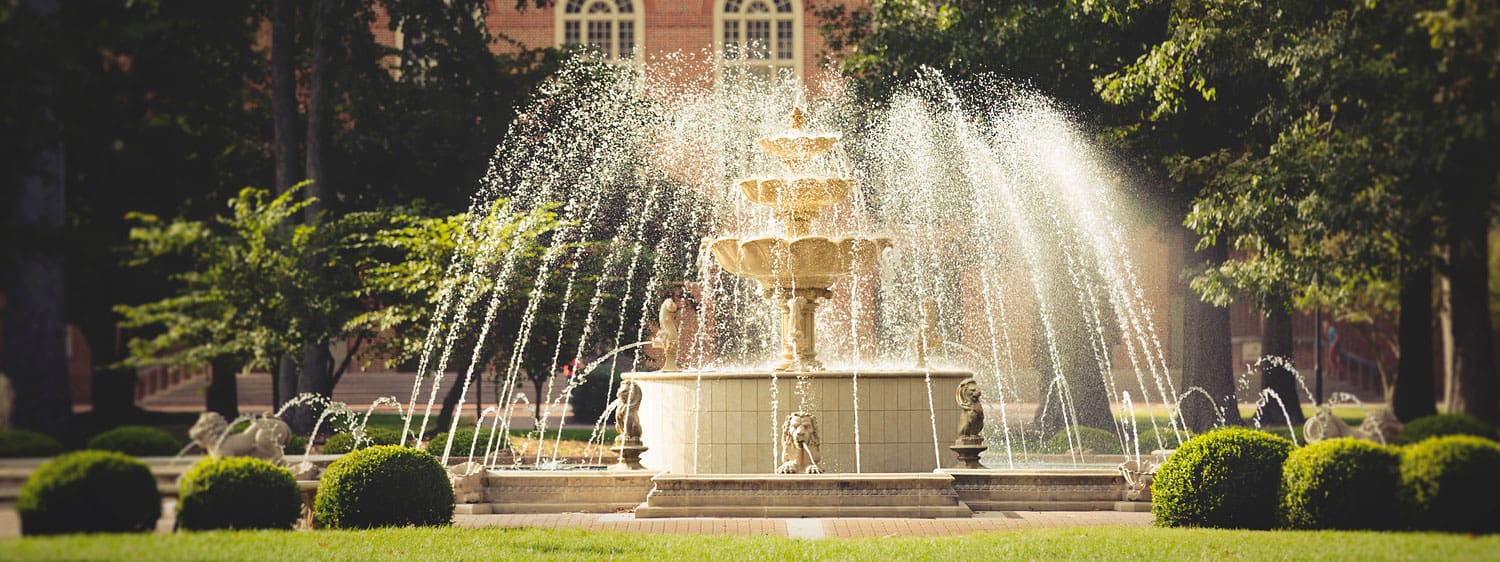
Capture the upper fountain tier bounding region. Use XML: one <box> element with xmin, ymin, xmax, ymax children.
<box><xmin>739</xmin><ymin>107</ymin><xmax>858</xmax><ymax>238</ymax></box>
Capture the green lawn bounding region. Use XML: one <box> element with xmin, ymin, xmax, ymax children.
<box><xmin>2</xmin><ymin>526</ymin><xmax>1494</xmax><ymax>561</ymax></box>
<box><xmin>360</xmin><ymin>413</ymin><xmax>618</xmax><ymax>443</ymax></box>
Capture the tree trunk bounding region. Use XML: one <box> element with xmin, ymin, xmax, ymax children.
<box><xmin>1393</xmin><ymin>221</ymin><xmax>1437</xmax><ymax>421</ymax></box>
<box><xmin>1031</xmin><ymin>253</ymin><xmax>1115</xmax><ymax>434</ymax></box>
<box><xmin>271</xmin><ymin>0</ymin><xmax>298</xmax><ymax>195</ymax></box>
<box><xmin>4</xmin><ymin>0</ymin><xmax>72</xmax><ymax>437</ymax></box>
<box><xmin>1180</xmin><ymin>234</ymin><xmax>1239</xmax><ymax>431</ymax></box>
<box><xmin>291</xmin><ymin>341</ymin><xmax>332</xmax><ymax>435</ymax></box>
<box><xmin>206</xmin><ymin>356</ymin><xmax>241</xmax><ymax>420</ymax></box>
<box><xmin>1256</xmin><ymin>304</ymin><xmax>1305</xmax><ymax>425</ymax></box>
<box><xmin>303</xmin><ymin>0</ymin><xmax>331</xmax><ymax>222</ymax></box>
<box><xmin>276</xmin><ymin>355</ymin><xmax>298</xmax><ymax>409</ymax></box>
<box><xmin>1445</xmin><ymin>191</ymin><xmax>1499</xmax><ymax>423</ymax></box>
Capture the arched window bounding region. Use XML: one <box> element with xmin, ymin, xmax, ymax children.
<box><xmin>716</xmin><ymin>0</ymin><xmax>802</xmax><ymax>81</ymax></box>
<box><xmin>556</xmin><ymin>0</ymin><xmax>641</xmax><ymax>60</ymax></box>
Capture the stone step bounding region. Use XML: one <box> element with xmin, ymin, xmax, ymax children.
<box><xmin>634</xmin><ymin>473</ymin><xmax>973</xmax><ymax>519</ymax></box>
<box><xmin>944</xmin><ymin>468</ymin><xmax>1131</xmax><ymax>506</ymax></box>
<box><xmin>476</xmin><ymin>470</ymin><xmax>656</xmax><ymax>513</ymax></box>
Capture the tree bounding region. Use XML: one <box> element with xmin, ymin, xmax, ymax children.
<box><xmin>2</xmin><ymin>0</ymin><xmax>72</xmax><ymax>436</ymax></box>
<box><xmin>115</xmin><ymin>187</ymin><xmax>452</xmax><ymax>426</ymax></box>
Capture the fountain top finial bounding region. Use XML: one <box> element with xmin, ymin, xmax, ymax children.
<box><xmin>789</xmin><ymin>106</ymin><xmax>807</xmax><ymax>130</ymax></box>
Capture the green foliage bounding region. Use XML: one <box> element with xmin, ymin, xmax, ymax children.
<box><xmin>1399</xmin><ymin>435</ymin><xmax>1500</xmax><ymax>533</ymax></box>
<box><xmin>0</xmin><ymin>429</ymin><xmax>65</xmax><ymax>458</ymax></box>
<box><xmin>314</xmin><ymin>445</ymin><xmax>453</xmax><ymax>529</ymax></box>
<box><xmin>1042</xmin><ymin>426</ymin><xmax>1123</xmax><ymax>455</ymax></box>
<box><xmin>1279</xmin><ymin>438</ymin><xmax>1401</xmax><ymax>530</ymax></box>
<box><xmin>86</xmin><ymin>426</ymin><xmax>183</xmax><ymax>457</ymax></box>
<box><xmin>1396</xmin><ymin>414</ymin><xmax>1498</xmax><ymax>445</ymax></box>
<box><xmin>321</xmin><ymin>427</ymin><xmax>401</xmax><ymax>455</ymax></box>
<box><xmin>18</xmin><ymin>451</ymin><xmax>161</xmax><ymax>535</ymax></box>
<box><xmin>176</xmin><ymin>457</ymin><xmax>301</xmax><ymax>531</ymax></box>
<box><xmin>286</xmin><ymin>435</ymin><xmax>309</xmax><ymax>455</ymax></box>
<box><xmin>565</xmin><ymin>364</ymin><xmax>621</xmax><ymax>426</ymax></box>
<box><xmin>424</xmin><ymin>428</ymin><xmax>502</xmax><ymax>459</ymax></box>
<box><xmin>1152</xmin><ymin>427</ymin><xmax>1294</xmax><ymax>529</ymax></box>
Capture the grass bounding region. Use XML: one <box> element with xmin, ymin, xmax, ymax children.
<box><xmin>2</xmin><ymin>526</ymin><xmax>1495</xmax><ymax>561</ymax></box>
<box><xmin>359</xmin><ymin>414</ymin><xmax>618</xmax><ymax>444</ymax></box>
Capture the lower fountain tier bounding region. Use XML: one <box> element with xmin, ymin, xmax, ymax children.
<box><xmin>624</xmin><ymin>369</ymin><xmax>972</xmax><ymax>474</ymax></box>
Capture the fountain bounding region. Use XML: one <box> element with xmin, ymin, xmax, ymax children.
<box><xmin>625</xmin><ymin>107</ymin><xmax>973</xmax><ymax>475</ymax></box>
<box><xmin>408</xmin><ymin>57</ymin><xmax>1188</xmax><ymax>517</ymax></box>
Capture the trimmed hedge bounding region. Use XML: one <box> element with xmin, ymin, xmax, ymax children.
<box><xmin>1042</xmin><ymin>426</ymin><xmax>1123</xmax><ymax>455</ymax></box>
<box><xmin>18</xmin><ymin>450</ymin><xmax>161</xmax><ymax>535</ymax></box>
<box><xmin>1399</xmin><ymin>435</ymin><xmax>1500</xmax><ymax>533</ymax></box>
<box><xmin>0</xmin><ymin>429</ymin><xmax>65</xmax><ymax>458</ymax></box>
<box><xmin>1280</xmin><ymin>438</ymin><xmax>1401</xmax><ymax>530</ymax></box>
<box><xmin>177</xmin><ymin>457</ymin><xmax>302</xmax><ymax>530</ymax></box>
<box><xmin>1152</xmin><ymin>427</ymin><xmax>1294</xmax><ymax>529</ymax></box>
<box><xmin>314</xmin><ymin>446</ymin><xmax>453</xmax><ymax>529</ymax></box>
<box><xmin>1396</xmin><ymin>414</ymin><xmax>1497</xmax><ymax>445</ymax></box>
<box><xmin>424</xmin><ymin>428</ymin><xmax>503</xmax><ymax>459</ymax></box>
<box><xmin>321</xmin><ymin>427</ymin><xmax>400</xmax><ymax>455</ymax></box>
<box><xmin>87</xmin><ymin>425</ymin><xmax>183</xmax><ymax>457</ymax></box>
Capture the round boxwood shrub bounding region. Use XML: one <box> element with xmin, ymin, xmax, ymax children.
<box><xmin>1152</xmin><ymin>427</ymin><xmax>1294</xmax><ymax>529</ymax></box>
<box><xmin>0</xmin><ymin>429</ymin><xmax>65</xmax><ymax>458</ymax></box>
<box><xmin>1042</xmin><ymin>426</ymin><xmax>1123</xmax><ymax>454</ymax></box>
<box><xmin>18</xmin><ymin>450</ymin><xmax>161</xmax><ymax>535</ymax></box>
<box><xmin>87</xmin><ymin>425</ymin><xmax>183</xmax><ymax>457</ymax></box>
<box><xmin>314</xmin><ymin>445</ymin><xmax>453</xmax><ymax>529</ymax></box>
<box><xmin>1399</xmin><ymin>434</ymin><xmax>1500</xmax><ymax>533</ymax></box>
<box><xmin>1396</xmin><ymin>414</ymin><xmax>1497</xmax><ymax>445</ymax></box>
<box><xmin>1280</xmin><ymin>438</ymin><xmax>1401</xmax><ymax>530</ymax></box>
<box><xmin>424</xmin><ymin>428</ymin><xmax>503</xmax><ymax>459</ymax></box>
<box><xmin>286</xmin><ymin>434</ymin><xmax>309</xmax><ymax>455</ymax></box>
<box><xmin>177</xmin><ymin>457</ymin><xmax>301</xmax><ymax>530</ymax></box>
<box><xmin>321</xmin><ymin>427</ymin><xmax>400</xmax><ymax>455</ymax></box>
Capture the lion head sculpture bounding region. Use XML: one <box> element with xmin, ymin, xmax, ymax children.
<box><xmin>776</xmin><ymin>411</ymin><xmax>822</xmax><ymax>474</ymax></box>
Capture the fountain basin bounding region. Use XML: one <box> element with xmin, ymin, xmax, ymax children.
<box><xmin>706</xmin><ymin>236</ymin><xmax>891</xmax><ymax>291</ymax></box>
<box><xmin>737</xmin><ymin>177</ymin><xmax>854</xmax><ymax>209</ymax></box>
<box><xmin>625</xmin><ymin>369</ymin><xmax>970</xmax><ymax>474</ymax></box>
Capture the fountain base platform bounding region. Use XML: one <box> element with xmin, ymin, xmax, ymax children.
<box><xmin>626</xmin><ymin>369</ymin><xmax>971</xmax><ymax>474</ymax></box>
<box><xmin>634</xmin><ymin>472</ymin><xmax>973</xmax><ymax>518</ymax></box>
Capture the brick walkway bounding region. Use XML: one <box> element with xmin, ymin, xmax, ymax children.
<box><xmin>454</xmin><ymin>511</ymin><xmax>1153</xmax><ymax>538</ymax></box>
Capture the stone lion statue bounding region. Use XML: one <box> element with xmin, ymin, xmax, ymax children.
<box><xmin>776</xmin><ymin>411</ymin><xmax>822</xmax><ymax>474</ymax></box>
<box><xmin>188</xmin><ymin>412</ymin><xmax>291</xmax><ymax>464</ymax></box>
<box><xmin>614</xmin><ymin>381</ymin><xmax>643</xmax><ymax>444</ymax></box>
<box><xmin>955</xmin><ymin>377</ymin><xmax>984</xmax><ymax>445</ymax></box>
<box><xmin>1304</xmin><ymin>406</ymin><xmax>1402</xmax><ymax>445</ymax></box>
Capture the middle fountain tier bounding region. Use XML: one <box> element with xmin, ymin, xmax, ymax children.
<box><xmin>624</xmin><ymin>107</ymin><xmax>978</xmax><ymax>475</ymax></box>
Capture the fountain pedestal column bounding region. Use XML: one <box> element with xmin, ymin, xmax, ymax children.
<box><xmin>772</xmin><ymin>287</ymin><xmax>831</xmax><ymax>371</ymax></box>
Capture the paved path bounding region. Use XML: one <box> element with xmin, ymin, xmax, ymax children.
<box><xmin>453</xmin><ymin>511</ymin><xmax>1151</xmax><ymax>538</ymax></box>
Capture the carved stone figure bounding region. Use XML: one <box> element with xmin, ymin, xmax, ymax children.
<box><xmin>614</xmin><ymin>381</ymin><xmax>643</xmax><ymax>443</ymax></box>
<box><xmin>609</xmin><ymin>381</ymin><xmax>648</xmax><ymax>470</ymax></box>
<box><xmin>1360</xmin><ymin>407</ymin><xmax>1404</xmax><ymax>444</ymax></box>
<box><xmin>1118</xmin><ymin>458</ymin><xmax>1158</xmax><ymax>502</ymax></box>
<box><xmin>651</xmin><ymin>298</ymin><xmax>681</xmax><ymax>372</ymax></box>
<box><xmin>189</xmin><ymin>412</ymin><xmax>291</xmax><ymax>464</ymax></box>
<box><xmin>916</xmin><ymin>299</ymin><xmax>939</xmax><ymax>369</ymax></box>
<box><xmin>1304</xmin><ymin>405</ymin><xmax>1403</xmax><ymax>444</ymax></box>
<box><xmin>448</xmin><ymin>461</ymin><xmax>487</xmax><ymax>504</ymax></box>
<box><xmin>776</xmin><ymin>411</ymin><xmax>822</xmax><ymax>474</ymax></box>
<box><xmin>955</xmin><ymin>377</ymin><xmax>984</xmax><ymax>445</ymax></box>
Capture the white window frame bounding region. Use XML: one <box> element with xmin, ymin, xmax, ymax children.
<box><xmin>554</xmin><ymin>0</ymin><xmax>644</xmax><ymax>61</ymax></box>
<box><xmin>713</xmin><ymin>0</ymin><xmax>803</xmax><ymax>84</ymax></box>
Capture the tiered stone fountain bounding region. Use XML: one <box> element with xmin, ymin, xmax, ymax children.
<box><xmin>625</xmin><ymin>108</ymin><xmax>973</xmax><ymax>476</ymax></box>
